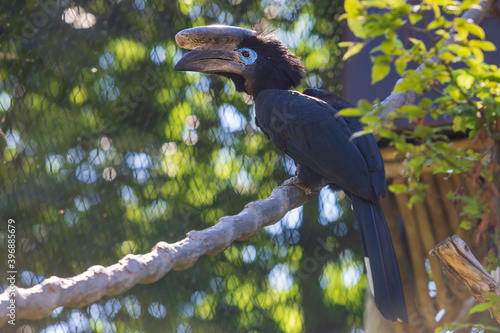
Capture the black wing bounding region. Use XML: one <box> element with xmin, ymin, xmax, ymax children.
<box><xmin>255</xmin><ymin>89</ymin><xmax>381</xmax><ymax>202</ymax></box>
<box><xmin>303</xmin><ymin>88</ymin><xmax>387</xmax><ymax>198</ymax></box>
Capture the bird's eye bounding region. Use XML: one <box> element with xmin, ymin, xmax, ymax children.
<box><xmin>239</xmin><ymin>48</ymin><xmax>257</xmax><ymax>65</ymax></box>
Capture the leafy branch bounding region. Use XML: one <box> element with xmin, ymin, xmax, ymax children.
<box><xmin>339</xmin><ymin>0</ymin><xmax>499</xmax><ymax>232</ymax></box>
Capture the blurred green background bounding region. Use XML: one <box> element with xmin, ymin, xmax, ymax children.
<box><xmin>0</xmin><ymin>1</ymin><xmax>367</xmax><ymax>332</ymax></box>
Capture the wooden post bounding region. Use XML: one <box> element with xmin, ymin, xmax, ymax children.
<box><xmin>429</xmin><ymin>235</ymin><xmax>500</xmax><ymax>324</ymax></box>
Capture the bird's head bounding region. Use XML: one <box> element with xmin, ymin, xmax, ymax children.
<box><xmin>174</xmin><ymin>25</ymin><xmax>304</xmax><ymax>97</ymax></box>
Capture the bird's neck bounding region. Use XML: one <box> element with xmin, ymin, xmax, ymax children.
<box><xmin>246</xmin><ymin>79</ymin><xmax>294</xmax><ymax>98</ymax></box>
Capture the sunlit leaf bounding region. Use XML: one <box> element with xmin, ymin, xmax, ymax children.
<box><xmin>470</xmin><ymin>40</ymin><xmax>496</xmax><ymax>51</ymax></box>
<box><xmin>342</xmin><ymin>42</ymin><xmax>365</xmax><ymax>60</ymax></box>
<box><xmin>371</xmin><ymin>55</ymin><xmax>391</xmax><ymax>84</ymax></box>
<box><xmin>446</xmin><ymin>44</ymin><xmax>471</xmax><ymax>58</ymax></box>
<box><xmin>358</xmin><ymin>99</ymin><xmax>374</xmax><ymax>111</ymax></box>
<box><xmin>394</xmin><ymin>57</ymin><xmax>406</xmax><ymax>76</ymax></box>
<box><xmin>427</xmin><ymin>15</ymin><xmax>446</xmax><ymax>30</ymax></box>
<box><xmin>349</xmin><ymin>18</ymin><xmax>369</xmax><ymax>38</ymax></box>
<box><xmin>456</xmin><ymin>18</ymin><xmax>485</xmax><ymax>40</ymax></box>
<box><xmin>388</xmin><ymin>183</ymin><xmax>407</xmax><ymax>193</ymax></box>
<box><xmin>381</xmin><ymin>39</ymin><xmax>394</xmax><ymax>54</ymax></box>
<box><xmin>459</xmin><ymin>220</ymin><xmax>472</xmax><ymax>230</ymax></box>
<box><xmin>409</xmin><ymin>13</ymin><xmax>422</xmax><ymax>25</ymax></box>
<box><xmin>397</xmin><ymin>105</ymin><xmax>426</xmax><ymax>117</ymax></box>
<box><xmin>337</xmin><ymin>107</ymin><xmax>364</xmax><ymax>117</ymax></box>
<box><xmin>456</xmin><ymin>72</ymin><xmax>475</xmax><ymax>90</ymax></box>
<box><xmin>469</xmin><ymin>301</ymin><xmax>496</xmax><ymax>314</ymax></box>
<box><xmin>344</xmin><ymin>0</ymin><xmax>364</xmax><ymax>14</ymax></box>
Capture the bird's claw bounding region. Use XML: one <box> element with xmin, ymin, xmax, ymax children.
<box><xmin>282</xmin><ymin>176</ymin><xmax>313</xmax><ymax>196</ymax></box>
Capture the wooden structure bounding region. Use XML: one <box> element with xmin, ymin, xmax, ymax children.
<box><xmin>374</xmin><ymin>139</ymin><xmax>492</xmax><ymax>332</ymax></box>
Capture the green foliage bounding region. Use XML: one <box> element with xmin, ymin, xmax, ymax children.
<box><xmin>341</xmin><ymin>0</ymin><xmax>500</xmax><ymax>217</ymax></box>
<box><xmin>469</xmin><ymin>296</ymin><xmax>496</xmax><ymax>315</ymax></box>
<box><xmin>342</xmin><ymin>0</ymin><xmax>500</xmax><ymax>324</ymax></box>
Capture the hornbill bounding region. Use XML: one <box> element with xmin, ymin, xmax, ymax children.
<box><xmin>174</xmin><ymin>25</ymin><xmax>408</xmax><ymax>323</ymax></box>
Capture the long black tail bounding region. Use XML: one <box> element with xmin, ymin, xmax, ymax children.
<box><xmin>351</xmin><ymin>195</ymin><xmax>408</xmax><ymax>322</ymax></box>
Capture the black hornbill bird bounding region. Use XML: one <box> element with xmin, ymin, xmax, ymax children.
<box><xmin>174</xmin><ymin>25</ymin><xmax>408</xmax><ymax>323</ymax></box>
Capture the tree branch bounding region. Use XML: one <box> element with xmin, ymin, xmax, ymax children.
<box><xmin>0</xmin><ymin>182</ymin><xmax>310</xmax><ymax>327</ymax></box>
<box><xmin>429</xmin><ymin>235</ymin><xmax>500</xmax><ymax>324</ymax></box>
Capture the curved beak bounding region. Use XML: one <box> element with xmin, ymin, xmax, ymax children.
<box><xmin>174</xmin><ymin>47</ymin><xmax>245</xmax><ymax>74</ymax></box>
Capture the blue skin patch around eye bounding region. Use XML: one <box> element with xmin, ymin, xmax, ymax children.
<box><xmin>239</xmin><ymin>48</ymin><xmax>257</xmax><ymax>65</ymax></box>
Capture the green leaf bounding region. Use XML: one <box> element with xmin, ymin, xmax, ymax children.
<box><xmin>433</xmin><ymin>70</ymin><xmax>451</xmax><ymax>84</ymax></box>
<box><xmin>412</xmin><ymin>125</ymin><xmax>433</xmax><ymax>138</ymax></box>
<box><xmin>435</xmin><ymin>96</ymin><xmax>454</xmax><ymax>104</ymax></box>
<box><xmin>452</xmin><ymin>116</ymin><xmax>467</xmax><ymax>133</ymax></box>
<box><xmin>435</xmin><ymin>29</ymin><xmax>450</xmax><ymax>39</ymax></box>
<box><xmin>408</xmin><ymin>192</ymin><xmax>425</xmax><ymax>207</ymax></box>
<box><xmin>371</xmin><ymin>55</ymin><xmax>391</xmax><ymax>84</ymax></box>
<box><xmin>344</xmin><ymin>0</ymin><xmax>363</xmax><ymax>13</ymax></box>
<box><xmin>469</xmin><ymin>301</ymin><xmax>496</xmax><ymax>315</ymax></box>
<box><xmin>456</xmin><ymin>72</ymin><xmax>475</xmax><ymax>90</ymax></box>
<box><xmin>470</xmin><ymin>47</ymin><xmax>484</xmax><ymax>63</ymax></box>
<box><xmin>419</xmin><ymin>98</ymin><xmax>432</xmax><ymax>109</ymax></box>
<box><xmin>394</xmin><ymin>140</ymin><xmax>414</xmax><ymax>152</ymax></box>
<box><xmin>388</xmin><ymin>183</ymin><xmax>407</xmax><ymax>193</ymax></box>
<box><xmin>358</xmin><ymin>99</ymin><xmax>373</xmax><ymax>111</ymax></box>
<box><xmin>446</xmin><ymin>44</ymin><xmax>471</xmax><ymax>58</ymax></box>
<box><xmin>470</xmin><ymin>40</ymin><xmax>496</xmax><ymax>51</ymax></box>
<box><xmin>459</xmin><ymin>18</ymin><xmax>485</xmax><ymax>40</ymax></box>
<box><xmin>431</xmin><ymin>3</ymin><xmax>441</xmax><ymax>18</ymax></box>
<box><xmin>461</xmin><ymin>0</ymin><xmax>483</xmax><ymax>11</ymax></box>
<box><xmin>370</xmin><ymin>45</ymin><xmax>383</xmax><ymax>54</ymax></box>
<box><xmin>342</xmin><ymin>42</ymin><xmax>365</xmax><ymax>60</ymax></box>
<box><xmin>393</xmin><ymin>79</ymin><xmax>417</xmax><ymax>93</ymax></box>
<box><xmin>381</xmin><ymin>39</ymin><xmax>394</xmax><ymax>54</ymax></box>
<box><xmin>360</xmin><ymin>114</ymin><xmax>379</xmax><ymax>123</ymax></box>
<box><xmin>408</xmin><ymin>37</ymin><xmax>427</xmax><ymax>53</ymax></box>
<box><xmin>427</xmin><ymin>16</ymin><xmax>446</xmax><ymax>30</ymax></box>
<box><xmin>485</xmin><ymin>293</ymin><xmax>500</xmax><ymax>303</ymax></box>
<box><xmin>347</xmin><ymin>19</ymin><xmax>368</xmax><ymax>38</ymax></box>
<box><xmin>459</xmin><ymin>220</ymin><xmax>472</xmax><ymax>230</ymax></box>
<box><xmin>397</xmin><ymin>105</ymin><xmax>426</xmax><ymax>117</ymax></box>
<box><xmin>409</xmin><ymin>13</ymin><xmax>422</xmax><ymax>25</ymax></box>
<box><xmin>386</xmin><ymin>0</ymin><xmax>407</xmax><ymax>7</ymax></box>
<box><xmin>337</xmin><ymin>107</ymin><xmax>364</xmax><ymax>117</ymax></box>
<box><xmin>338</xmin><ymin>41</ymin><xmax>354</xmax><ymax>48</ymax></box>
<box><xmin>394</xmin><ymin>58</ymin><xmax>406</xmax><ymax>76</ymax></box>
<box><xmin>362</xmin><ymin>0</ymin><xmax>389</xmax><ymax>8</ymax></box>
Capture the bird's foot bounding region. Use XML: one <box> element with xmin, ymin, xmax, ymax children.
<box><xmin>282</xmin><ymin>176</ymin><xmax>313</xmax><ymax>196</ymax></box>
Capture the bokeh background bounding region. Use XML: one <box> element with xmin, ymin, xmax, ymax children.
<box><xmin>0</xmin><ymin>1</ymin><xmax>370</xmax><ymax>332</ymax></box>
